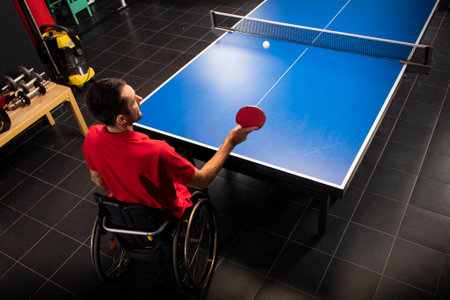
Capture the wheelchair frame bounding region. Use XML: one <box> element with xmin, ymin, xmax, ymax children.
<box><xmin>90</xmin><ymin>191</ymin><xmax>217</xmax><ymax>291</ymax></box>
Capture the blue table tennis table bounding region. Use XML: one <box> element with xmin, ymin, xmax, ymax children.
<box><xmin>135</xmin><ymin>0</ymin><xmax>439</xmax><ymax>233</ymax></box>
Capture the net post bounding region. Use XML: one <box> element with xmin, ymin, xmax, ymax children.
<box><xmin>209</xmin><ymin>10</ymin><xmax>434</xmax><ymax>67</ymax></box>
<box><xmin>210</xmin><ymin>10</ymin><xmax>225</xmax><ymax>36</ymax></box>
<box><xmin>403</xmin><ymin>60</ymin><xmax>432</xmax><ymax>74</ymax></box>
<box><xmin>209</xmin><ymin>10</ymin><xmax>216</xmax><ymax>29</ymax></box>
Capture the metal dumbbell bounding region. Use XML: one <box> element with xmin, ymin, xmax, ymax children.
<box><xmin>8</xmin><ymin>80</ymin><xmax>51</xmax><ymax>110</ymax></box>
<box><xmin>12</xmin><ymin>72</ymin><xmax>46</xmax><ymax>95</ymax></box>
<box><xmin>1</xmin><ymin>67</ymin><xmax>35</xmax><ymax>92</ymax></box>
<box><xmin>30</xmin><ymin>72</ymin><xmax>47</xmax><ymax>91</ymax></box>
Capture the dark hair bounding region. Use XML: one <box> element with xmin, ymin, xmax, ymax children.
<box><xmin>85</xmin><ymin>78</ymin><xmax>129</xmax><ymax>126</ymax></box>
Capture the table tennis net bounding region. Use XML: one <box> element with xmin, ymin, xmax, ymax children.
<box><xmin>210</xmin><ymin>11</ymin><xmax>432</xmax><ymax>66</ymax></box>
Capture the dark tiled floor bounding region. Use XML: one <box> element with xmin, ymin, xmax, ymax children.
<box><xmin>0</xmin><ymin>0</ymin><xmax>449</xmax><ymax>299</ymax></box>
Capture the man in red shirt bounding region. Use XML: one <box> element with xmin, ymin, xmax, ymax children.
<box><xmin>83</xmin><ymin>78</ymin><xmax>257</xmax><ymax>218</ymax></box>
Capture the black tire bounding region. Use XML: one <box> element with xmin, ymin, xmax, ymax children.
<box><xmin>172</xmin><ymin>196</ymin><xmax>217</xmax><ymax>290</ymax></box>
<box><xmin>184</xmin><ymin>198</ymin><xmax>217</xmax><ymax>288</ymax></box>
<box><xmin>90</xmin><ymin>216</ymin><xmax>131</xmax><ymax>283</ymax></box>
<box><xmin>173</xmin><ymin>214</ymin><xmax>189</xmax><ymax>289</ymax></box>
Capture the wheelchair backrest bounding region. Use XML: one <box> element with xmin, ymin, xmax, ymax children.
<box><xmin>94</xmin><ymin>193</ymin><xmax>172</xmax><ymax>249</ymax></box>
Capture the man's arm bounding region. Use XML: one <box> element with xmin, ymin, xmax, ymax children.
<box><xmin>89</xmin><ymin>169</ymin><xmax>108</xmax><ymax>190</ymax></box>
<box><xmin>187</xmin><ymin>125</ymin><xmax>257</xmax><ymax>190</ymax></box>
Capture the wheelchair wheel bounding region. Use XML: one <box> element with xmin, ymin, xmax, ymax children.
<box><xmin>173</xmin><ymin>196</ymin><xmax>217</xmax><ymax>290</ymax></box>
<box><xmin>90</xmin><ymin>216</ymin><xmax>131</xmax><ymax>283</ymax></box>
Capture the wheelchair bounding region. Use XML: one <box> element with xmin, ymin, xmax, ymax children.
<box><xmin>90</xmin><ymin>190</ymin><xmax>217</xmax><ymax>292</ymax></box>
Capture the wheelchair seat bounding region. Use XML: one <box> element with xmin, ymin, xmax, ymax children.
<box><xmin>93</xmin><ymin>194</ymin><xmax>173</xmax><ymax>255</ymax></box>
<box><xmin>90</xmin><ymin>191</ymin><xmax>217</xmax><ymax>292</ymax></box>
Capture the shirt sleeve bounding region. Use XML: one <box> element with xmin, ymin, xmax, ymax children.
<box><xmin>82</xmin><ymin>131</ymin><xmax>98</xmax><ymax>172</ymax></box>
<box><xmin>159</xmin><ymin>142</ymin><xmax>195</xmax><ymax>185</ymax></box>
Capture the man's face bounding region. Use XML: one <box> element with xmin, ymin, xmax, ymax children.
<box><xmin>121</xmin><ymin>84</ymin><xmax>143</xmax><ymax>124</ymax></box>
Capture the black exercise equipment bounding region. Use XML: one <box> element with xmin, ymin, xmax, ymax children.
<box><xmin>0</xmin><ymin>108</ymin><xmax>11</xmax><ymax>134</ymax></box>
<box><xmin>4</xmin><ymin>71</ymin><xmax>45</xmax><ymax>95</ymax></box>
<box><xmin>1</xmin><ymin>66</ymin><xmax>35</xmax><ymax>92</ymax></box>
<box><xmin>7</xmin><ymin>79</ymin><xmax>50</xmax><ymax>110</ymax></box>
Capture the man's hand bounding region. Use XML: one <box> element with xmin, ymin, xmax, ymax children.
<box><xmin>226</xmin><ymin>125</ymin><xmax>259</xmax><ymax>147</ymax></box>
<box><xmin>89</xmin><ymin>169</ymin><xmax>108</xmax><ymax>190</ymax></box>
<box><xmin>187</xmin><ymin>125</ymin><xmax>258</xmax><ymax>190</ymax></box>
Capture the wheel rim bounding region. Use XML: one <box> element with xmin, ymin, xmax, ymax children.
<box><xmin>184</xmin><ymin>199</ymin><xmax>217</xmax><ymax>288</ymax></box>
<box><xmin>90</xmin><ymin>216</ymin><xmax>131</xmax><ymax>283</ymax></box>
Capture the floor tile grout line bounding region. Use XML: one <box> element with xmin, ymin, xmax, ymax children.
<box><xmin>430</xmin><ymin>8</ymin><xmax>447</xmax><ymax>46</ymax></box>
<box><xmin>374</xmin><ymin>77</ymin><xmax>450</xmax><ymax>299</ymax></box>
<box><xmin>0</xmin><ymin>224</ymin><xmax>53</xmax><ymax>279</ymax></box>
<box><xmin>317</xmin><ymin>256</ymin><xmax>437</xmax><ymax>297</ymax></box>
<box><xmin>356</xmin><ymin>188</ymin><xmax>450</xmax><ymax>218</ymax></box>
<box><xmin>5</xmin><ymin>147</ymin><xmax>59</xmax><ymax>178</ymax></box>
<box><xmin>72</xmin><ymin>3</ymin><xmax>448</xmax><ymax>298</ymax></box>
<box><xmin>220</xmin><ymin>258</ymin><xmax>317</xmax><ymax>299</ymax></box>
<box><xmin>0</xmin><ymin>250</ymin><xmax>21</xmax><ymax>280</ymax></box>
<box><xmin>383</xmin><ymin>273</ymin><xmax>440</xmax><ymax>297</ymax></box>
<box><xmin>259</xmin><ymin>193</ymin><xmax>315</xmax><ymax>294</ymax></box>
<box><xmin>0</xmin><ymin>166</ymin><xmax>31</xmax><ymax>203</ymax></box>
<box><xmin>255</xmin><ymin>276</ymin><xmax>316</xmax><ymax>299</ymax></box>
<box><xmin>3</xmin><ymin>180</ymin><xmax>439</xmax><ymax>293</ymax></box>
<box><xmin>2</xmin><ymin>207</ymin><xmax>89</xmax><ymax>270</ymax></box>
<box><xmin>215</xmin><ymin>181</ymin><xmax>274</xmax><ymax>262</ymax></box>
<box><xmin>83</xmin><ymin>3</ymin><xmax>222</xmax><ymax>81</ymax></box>
<box><xmin>0</xmin><ymin>183</ymin><xmax>57</xmax><ymax>237</ymax></box>
<box><xmin>89</xmin><ymin>34</ymin><xmax>200</xmax><ymax>78</ymax></box>
<box><xmin>371</xmin><ymin>74</ymin><xmax>422</xmax><ymax>298</ymax></box>
<box><xmin>0</xmin><ymin>144</ymin><xmax>78</xmax><ymax>227</ymax></box>
<box><xmin>0</xmin><ymin>0</ymin><xmax>446</xmax><ymax>298</ymax></box>
<box><xmin>244</xmin><ymin>202</ymin><xmax>412</xmax><ymax>254</ymax></box>
<box><xmin>0</xmin><ymin>168</ymin><xmax>95</xmax><ymax>243</ymax></box>
<box><xmin>0</xmin><ymin>259</ymin><xmax>49</xmax><ymax>289</ymax></box>
<box><xmin>433</xmin><ymin>254</ymin><xmax>448</xmax><ymax>298</ymax></box>
<box><xmin>26</xmin><ymin>204</ymin><xmax>88</xmax><ymax>244</ymax></box>
<box><xmin>0</xmin><ymin>163</ymin><xmax>90</xmax><ymax>218</ymax></box>
<box><xmin>380</xmin><ymin>133</ymin><xmax>435</xmax><ymax>151</ymax></box>
<box><xmin>29</xmin><ymin>243</ymin><xmax>87</xmax><ymax>300</ymax></box>
<box><xmin>88</xmin><ymin>25</ymin><xmax>194</xmax><ymax>83</ymax></box>
<box><xmin>31</xmin><ymin>137</ymin><xmax>86</xmax><ymax>165</ymax></box>
<box><xmin>2</xmin><ymin>120</ymin><xmax>87</xmax><ymax>175</ymax></box>
<box><xmin>7</xmin><ymin>150</ymin><xmax>85</xmax><ymax>189</ymax></box>
<box><xmin>314</xmin><ymin>74</ymin><xmax>419</xmax><ymax>299</ymax></box>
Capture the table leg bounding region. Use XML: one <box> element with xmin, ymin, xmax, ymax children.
<box><xmin>45</xmin><ymin>112</ymin><xmax>55</xmax><ymax>126</ymax></box>
<box><xmin>318</xmin><ymin>194</ymin><xmax>330</xmax><ymax>235</ymax></box>
<box><xmin>118</xmin><ymin>0</ymin><xmax>127</xmax><ymax>10</ymax></box>
<box><xmin>66</xmin><ymin>92</ymin><xmax>88</xmax><ymax>136</ymax></box>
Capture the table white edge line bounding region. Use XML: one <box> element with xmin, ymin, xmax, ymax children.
<box><xmin>138</xmin><ymin>0</ymin><xmax>438</xmax><ymax>193</ymax></box>
<box><xmin>255</xmin><ymin>0</ymin><xmax>352</xmax><ymax>107</ymax></box>
<box><xmin>340</xmin><ymin>66</ymin><xmax>405</xmax><ymax>188</ymax></box>
<box><xmin>133</xmin><ymin>123</ymin><xmax>342</xmax><ymax>190</ymax></box>
<box><xmin>417</xmin><ymin>0</ymin><xmax>441</xmax><ymax>47</ymax></box>
<box><xmin>212</xmin><ymin>9</ymin><xmax>428</xmax><ymax>48</ymax></box>
<box><xmin>140</xmin><ymin>0</ymin><xmax>269</xmax><ymax>105</ymax></box>
<box><xmin>340</xmin><ymin>0</ymin><xmax>440</xmax><ymax>189</ymax></box>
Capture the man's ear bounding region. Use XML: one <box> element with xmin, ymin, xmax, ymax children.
<box><xmin>115</xmin><ymin>114</ymin><xmax>127</xmax><ymax>125</ymax></box>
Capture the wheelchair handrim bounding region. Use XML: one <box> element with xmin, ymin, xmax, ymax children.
<box><xmin>184</xmin><ymin>198</ymin><xmax>218</xmax><ymax>288</ymax></box>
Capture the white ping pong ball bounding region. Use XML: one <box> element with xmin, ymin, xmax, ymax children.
<box><xmin>262</xmin><ymin>41</ymin><xmax>270</xmax><ymax>49</ymax></box>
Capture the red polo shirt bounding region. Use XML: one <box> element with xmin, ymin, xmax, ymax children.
<box><xmin>82</xmin><ymin>125</ymin><xmax>195</xmax><ymax>218</ymax></box>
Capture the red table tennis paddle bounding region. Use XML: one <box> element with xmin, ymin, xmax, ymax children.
<box><xmin>236</xmin><ymin>105</ymin><xmax>266</xmax><ymax>129</ymax></box>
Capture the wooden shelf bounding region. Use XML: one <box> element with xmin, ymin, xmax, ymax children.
<box><xmin>0</xmin><ymin>82</ymin><xmax>88</xmax><ymax>147</ymax></box>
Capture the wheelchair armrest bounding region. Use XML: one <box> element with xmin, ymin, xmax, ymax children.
<box><xmin>102</xmin><ymin>218</ymin><xmax>171</xmax><ymax>237</ymax></box>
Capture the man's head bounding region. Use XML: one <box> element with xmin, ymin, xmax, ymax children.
<box><xmin>86</xmin><ymin>78</ymin><xmax>143</xmax><ymax>127</ymax></box>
